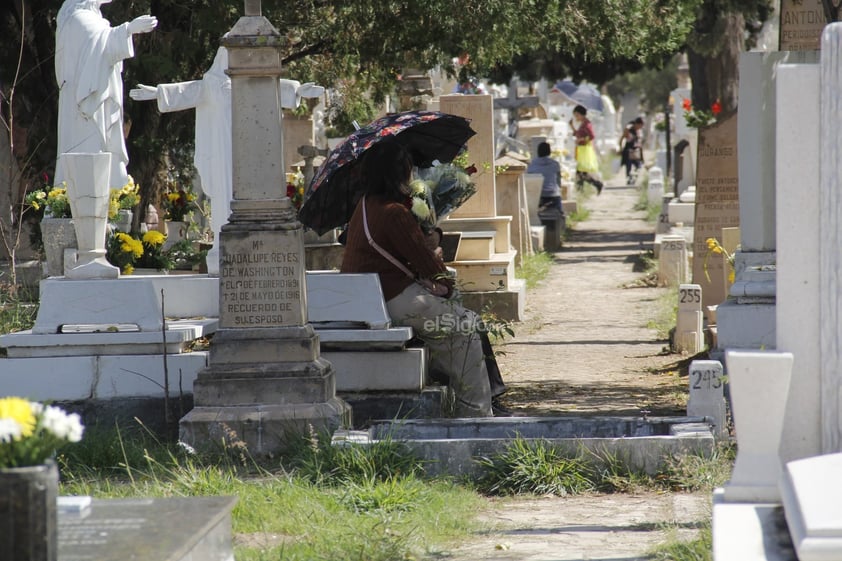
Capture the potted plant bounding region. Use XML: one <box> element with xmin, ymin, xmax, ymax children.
<box><xmin>108</xmin><ymin>176</ymin><xmax>141</xmax><ymax>232</ymax></box>
<box><xmin>0</xmin><ymin>397</ymin><xmax>84</xmax><ymax>561</ymax></box>
<box><xmin>24</xmin><ymin>182</ymin><xmax>75</xmax><ymax>277</ymax></box>
<box><xmin>161</xmin><ymin>184</ymin><xmax>198</xmax><ymax>248</ymax></box>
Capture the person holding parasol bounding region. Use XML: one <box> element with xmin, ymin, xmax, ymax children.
<box><xmin>339</xmin><ymin>141</ymin><xmax>496</xmax><ymax>417</ymax></box>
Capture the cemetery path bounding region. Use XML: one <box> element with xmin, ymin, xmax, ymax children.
<box><xmin>495</xmin><ymin>176</ymin><xmax>687</xmax><ymax>417</ymax></box>
<box><xmin>436</xmin><ymin>173</ymin><xmax>710</xmax><ymax>561</ymax></box>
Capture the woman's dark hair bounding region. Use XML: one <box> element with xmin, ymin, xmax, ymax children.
<box><xmin>361</xmin><ymin>141</ymin><xmax>413</xmax><ymax>200</ymax></box>
<box><xmin>537</xmin><ymin>141</ymin><xmax>551</xmax><ymax>157</ymax></box>
<box><xmin>573</xmin><ymin>105</ymin><xmax>587</xmax><ymax>116</ymax></box>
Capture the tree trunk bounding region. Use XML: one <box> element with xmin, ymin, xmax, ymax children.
<box><xmin>686</xmin><ymin>11</ymin><xmax>744</xmax><ymax>115</ymax></box>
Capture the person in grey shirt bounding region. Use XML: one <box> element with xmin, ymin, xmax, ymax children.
<box><xmin>527</xmin><ymin>141</ymin><xmax>563</xmax><ymax>213</ymax></box>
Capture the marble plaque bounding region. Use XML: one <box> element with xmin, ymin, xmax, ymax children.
<box><xmin>692</xmin><ymin>112</ymin><xmax>739</xmax><ymax>311</ymax></box>
<box><xmin>219</xmin><ymin>229</ymin><xmax>305</xmax><ymax>328</ymax></box>
<box><xmin>59</xmin><ymin>496</ymin><xmax>236</xmax><ymax>561</ymax></box>
<box><xmin>779</xmin><ymin>0</ymin><xmax>833</xmax><ymax>51</ymax></box>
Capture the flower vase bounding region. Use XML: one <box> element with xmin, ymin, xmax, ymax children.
<box><xmin>0</xmin><ymin>461</ymin><xmax>59</xmax><ymax>561</ymax></box>
<box><xmin>163</xmin><ymin>220</ymin><xmax>188</xmax><ymax>251</ymax></box>
<box><xmin>40</xmin><ymin>217</ymin><xmax>76</xmax><ymax>277</ymax></box>
<box><xmin>112</xmin><ymin>209</ymin><xmax>133</xmax><ymax>233</ymax></box>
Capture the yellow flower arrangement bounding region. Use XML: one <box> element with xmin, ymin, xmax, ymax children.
<box><xmin>703</xmin><ymin>237</ymin><xmax>736</xmax><ymax>284</ymax></box>
<box><xmin>109</xmin><ymin>176</ymin><xmax>141</xmax><ymax>220</ymax></box>
<box><xmin>24</xmin><ymin>183</ymin><xmax>71</xmax><ymax>218</ymax></box>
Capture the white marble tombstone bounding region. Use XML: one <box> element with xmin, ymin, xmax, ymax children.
<box><xmin>776</xmin><ymin>62</ymin><xmax>821</xmax><ymax>463</ymax></box>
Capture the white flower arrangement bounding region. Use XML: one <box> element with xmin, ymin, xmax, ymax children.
<box><xmin>407</xmin><ymin>159</ymin><xmax>478</xmax><ymax>234</ymax></box>
<box><xmin>0</xmin><ymin>397</ymin><xmax>84</xmax><ymax>468</ymax></box>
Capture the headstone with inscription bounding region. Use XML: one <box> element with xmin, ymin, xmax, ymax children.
<box><xmin>180</xmin><ymin>1</ymin><xmax>350</xmax><ymax>454</ymax></box>
<box><xmin>59</xmin><ymin>496</ymin><xmax>237</xmax><ymax>561</ymax></box>
<box><xmin>691</xmin><ymin>112</ymin><xmax>739</xmax><ymax>312</ymax></box>
<box><xmin>779</xmin><ymin>0</ymin><xmax>833</xmax><ymax>51</ymax></box>
<box><xmin>687</xmin><ymin>359</ymin><xmax>726</xmax><ymax>439</ymax></box>
<box><xmin>675</xmin><ymin>284</ymin><xmax>704</xmax><ymax>354</ymax></box>
<box><xmin>658</xmin><ymin>235</ymin><xmax>688</xmax><ymax>287</ymax></box>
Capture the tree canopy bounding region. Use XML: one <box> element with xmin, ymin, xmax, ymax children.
<box><xmin>0</xmin><ymin>0</ymin><xmax>706</xmax><ymax>219</ymax></box>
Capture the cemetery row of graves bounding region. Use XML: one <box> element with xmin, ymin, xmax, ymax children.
<box><xmin>10</xmin><ymin>3</ymin><xmax>842</xmax><ymax>560</ymax></box>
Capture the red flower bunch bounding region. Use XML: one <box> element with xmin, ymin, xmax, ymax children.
<box><xmin>682</xmin><ymin>98</ymin><xmax>721</xmax><ymax>129</ymax></box>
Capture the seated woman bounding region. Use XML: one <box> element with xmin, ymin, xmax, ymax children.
<box><xmin>340</xmin><ymin>140</ymin><xmax>495</xmax><ymax>417</ymax></box>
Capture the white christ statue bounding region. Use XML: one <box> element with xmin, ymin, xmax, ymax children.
<box><xmin>55</xmin><ymin>0</ymin><xmax>157</xmax><ymax>190</ymax></box>
<box><xmin>129</xmin><ymin>46</ymin><xmax>323</xmax><ymax>275</ymax></box>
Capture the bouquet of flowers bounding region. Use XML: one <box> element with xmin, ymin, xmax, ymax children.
<box><xmin>286</xmin><ymin>171</ymin><xmax>305</xmax><ymax>210</ymax></box>
<box><xmin>24</xmin><ymin>181</ymin><xmax>71</xmax><ymax>219</ymax></box>
<box><xmin>162</xmin><ymin>185</ymin><xmax>197</xmax><ymax>221</ymax></box>
<box><xmin>106</xmin><ymin>230</ymin><xmax>173</xmax><ymax>274</ymax></box>
<box><xmin>683</xmin><ymin>98</ymin><xmax>722</xmax><ymax>129</ymax></box>
<box><xmin>0</xmin><ymin>397</ymin><xmax>84</xmax><ymax>468</ymax></box>
<box><xmin>408</xmin><ymin>157</ymin><xmax>478</xmax><ymax>232</ymax></box>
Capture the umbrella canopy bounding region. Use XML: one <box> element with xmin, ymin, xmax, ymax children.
<box><xmin>553</xmin><ymin>79</ymin><xmax>578</xmax><ymax>97</ymax></box>
<box><xmin>298</xmin><ymin>110</ymin><xmax>476</xmax><ymax>234</ymax></box>
<box><xmin>569</xmin><ymin>83</ymin><xmax>604</xmax><ymax>113</ymax></box>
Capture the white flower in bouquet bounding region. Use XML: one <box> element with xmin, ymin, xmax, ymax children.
<box><xmin>407</xmin><ymin>179</ymin><xmax>437</xmax><ymax>232</ymax></box>
<box><xmin>0</xmin><ymin>397</ymin><xmax>84</xmax><ymax>468</ymax></box>
<box><xmin>411</xmin><ymin>197</ymin><xmax>432</xmax><ymax>220</ymax></box>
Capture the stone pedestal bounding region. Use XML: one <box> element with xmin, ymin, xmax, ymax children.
<box><xmin>180</xmin><ymin>5</ymin><xmax>349</xmax><ymax>455</ymax></box>
<box><xmin>60</xmin><ymin>153</ymin><xmax>119</xmax><ymax>280</ymax></box>
<box><xmin>438</xmin><ymin>94</ymin><xmax>525</xmax><ymax>320</ymax></box>
<box><xmin>495</xmin><ymin>157</ymin><xmax>532</xmax><ymax>264</ymax></box>
<box><xmin>723</xmin><ymin>350</ymin><xmax>793</xmax><ymax>503</ymax></box>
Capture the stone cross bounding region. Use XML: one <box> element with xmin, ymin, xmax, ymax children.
<box><xmin>493</xmin><ymin>78</ymin><xmax>539</xmax><ymax>136</ymax></box>
<box><xmin>298</xmin><ymin>144</ymin><xmax>328</xmax><ymax>189</ymax></box>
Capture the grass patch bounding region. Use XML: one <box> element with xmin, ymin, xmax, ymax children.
<box><xmin>0</xmin><ymin>282</ymin><xmax>38</xmax><ymax>338</ymax></box>
<box><xmin>646</xmin><ymin>285</ymin><xmax>678</xmax><ymax>340</ymax></box>
<box><xmin>660</xmin><ymin>442</ymin><xmax>735</xmax><ymax>493</ymax></box>
<box><xmin>57</xmin><ymin>421</ymin><xmax>485</xmax><ymax>561</ymax></box>
<box><xmin>567</xmin><ymin>200</ymin><xmax>591</xmax><ymax>225</ymax></box>
<box><xmin>474</xmin><ymin>437</ymin><xmax>733</xmax><ymax>497</ymax></box>
<box><xmin>634</xmin><ymin>177</ymin><xmax>662</xmax><ymax>223</ymax></box>
<box><xmin>515</xmin><ymin>251</ymin><xmax>553</xmax><ymax>289</ymax></box>
<box><xmin>475</xmin><ymin>438</ymin><xmax>595</xmax><ymax>496</ymax></box>
<box><xmin>650</xmin><ymin>523</ymin><xmax>712</xmax><ymax>561</ymax></box>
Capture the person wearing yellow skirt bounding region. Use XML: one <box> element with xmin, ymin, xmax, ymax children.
<box><xmin>569</xmin><ymin>105</ymin><xmax>604</xmax><ymax>195</ymax></box>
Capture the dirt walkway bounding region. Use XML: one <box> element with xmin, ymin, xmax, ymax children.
<box><xmin>497</xmin><ymin>176</ymin><xmax>685</xmax><ymax>416</ymax></box>
<box><xmin>433</xmin><ymin>175</ymin><xmax>709</xmax><ymax>561</ymax></box>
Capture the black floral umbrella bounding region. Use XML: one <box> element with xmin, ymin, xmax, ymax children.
<box><xmin>298</xmin><ymin>110</ymin><xmax>476</xmax><ymax>235</ymax></box>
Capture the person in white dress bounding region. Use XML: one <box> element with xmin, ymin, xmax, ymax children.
<box><xmin>55</xmin><ymin>0</ymin><xmax>157</xmax><ymax>189</ymax></box>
